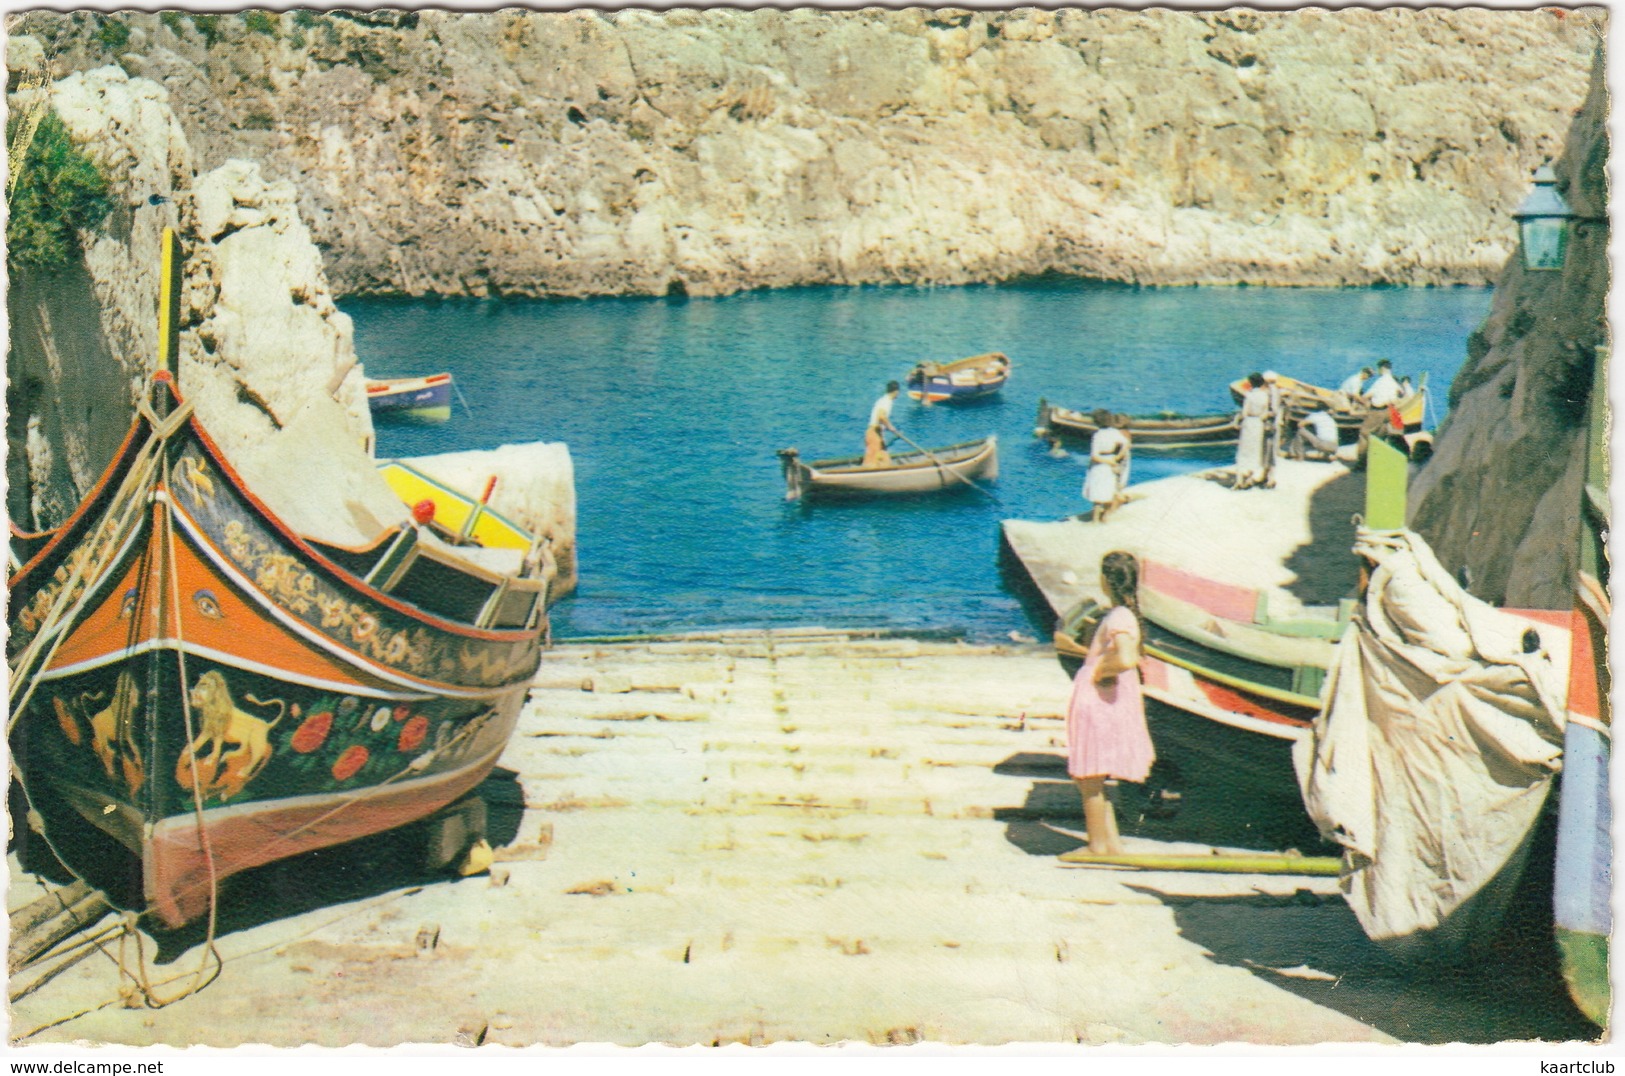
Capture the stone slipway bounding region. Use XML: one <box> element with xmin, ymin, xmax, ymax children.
<box><xmin>1001</xmin><ymin>459</ymin><xmax>1366</xmax><ymax>627</ymax></box>
<box><xmin>9</xmin><ymin>634</ymin><xmax>1590</xmax><ymax>1046</ymax></box>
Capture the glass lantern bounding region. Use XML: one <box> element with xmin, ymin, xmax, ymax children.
<box><xmin>1513</xmin><ymin>165</ymin><xmax>1572</xmax><ymax>272</ymax></box>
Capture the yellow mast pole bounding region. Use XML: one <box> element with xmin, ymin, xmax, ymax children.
<box><xmin>156</xmin><ymin>227</ymin><xmax>182</xmax><ymax>386</ymax></box>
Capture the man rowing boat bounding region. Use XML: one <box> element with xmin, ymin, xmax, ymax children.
<box><xmin>863</xmin><ymin>381</ymin><xmax>902</xmax><ymax>468</ymax></box>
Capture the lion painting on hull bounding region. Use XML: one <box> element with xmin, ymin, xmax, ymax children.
<box><xmin>87</xmin><ymin>672</ymin><xmax>146</xmax><ymax>794</ymax></box>
<box><xmin>176</xmin><ymin>670</ymin><xmax>287</xmax><ymax>802</ymax></box>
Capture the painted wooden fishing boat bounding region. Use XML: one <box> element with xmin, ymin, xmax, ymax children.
<box><xmin>366</xmin><ymin>372</ymin><xmax>454</xmax><ymax>423</ymax></box>
<box><xmin>906</xmin><ymin>352</ymin><xmax>1010</xmax><ymax>404</ymax></box>
<box><xmin>1054</xmin><ymin>559</ymin><xmax>1343</xmax><ymax>749</ymax></box>
<box><xmin>1553</xmin><ymin>345</ymin><xmax>1610</xmax><ymax>1028</ymax></box>
<box><xmin>1050</xmin><ymin>436</ymin><xmax>1569</xmax><ymax>828</ymax></box>
<box><xmin>1227</xmin><ymin>372</ymin><xmax>1429</xmax><ymax>445</ymax></box>
<box><xmin>8</xmin><ymin>375</ymin><xmax>550</xmax><ymax>929</ymax></box>
<box><xmin>777</xmin><ymin>436</ymin><xmax>998</xmax><ymax>501</ymax></box>
<box><xmin>1034</xmin><ymin>399</ymin><xmax>1239</xmax><ymax>453</ymax></box>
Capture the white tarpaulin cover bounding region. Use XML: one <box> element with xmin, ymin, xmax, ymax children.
<box><xmin>1294</xmin><ymin>528</ymin><xmax>1569</xmax><ymax>960</ymax></box>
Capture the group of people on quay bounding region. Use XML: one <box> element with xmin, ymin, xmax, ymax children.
<box><xmin>1087</xmin><ymin>359</ymin><xmax>1412</xmax><ymax>504</ymax></box>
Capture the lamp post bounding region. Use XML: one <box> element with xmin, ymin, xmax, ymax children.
<box><xmin>1513</xmin><ymin>164</ymin><xmax>1573</xmax><ymax>271</ymax></box>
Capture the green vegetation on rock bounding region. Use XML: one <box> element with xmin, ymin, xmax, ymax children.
<box><xmin>6</xmin><ymin>110</ymin><xmax>113</xmax><ymax>270</ymax></box>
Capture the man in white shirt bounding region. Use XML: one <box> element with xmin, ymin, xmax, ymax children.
<box><xmin>1355</xmin><ymin>359</ymin><xmax>1404</xmax><ymax>464</ymax></box>
<box><xmin>863</xmin><ymin>381</ymin><xmax>901</xmax><ymax>467</ymax></box>
<box><xmin>1337</xmin><ymin>366</ymin><xmax>1374</xmax><ymax>410</ymax></box>
<box><xmin>1364</xmin><ymin>359</ymin><xmax>1402</xmax><ymax>409</ymax></box>
<box><xmin>1291</xmin><ymin>410</ymin><xmax>1340</xmax><ymax>460</ymax></box>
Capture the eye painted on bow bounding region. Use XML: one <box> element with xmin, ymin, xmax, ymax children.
<box><xmin>119</xmin><ymin>588</ymin><xmax>138</xmax><ymax>619</ymax></box>
<box><xmin>192</xmin><ymin>589</ymin><xmax>225</xmax><ymax>619</ymax></box>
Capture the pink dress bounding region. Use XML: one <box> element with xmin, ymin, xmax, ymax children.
<box><xmin>1066</xmin><ymin>606</ymin><xmax>1155</xmax><ymax>782</ymax></box>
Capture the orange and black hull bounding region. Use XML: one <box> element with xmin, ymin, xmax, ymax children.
<box><xmin>10</xmin><ymin>387</ymin><xmax>544</xmax><ymax>928</ymax></box>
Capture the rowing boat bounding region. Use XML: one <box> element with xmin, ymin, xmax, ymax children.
<box><xmin>1226</xmin><ymin>372</ymin><xmax>1429</xmax><ymax>442</ymax></box>
<box><xmin>1034</xmin><ymin>399</ymin><xmax>1238</xmax><ymax>453</ymax></box>
<box><xmin>777</xmin><ymin>436</ymin><xmax>998</xmax><ymax>501</ymax></box>
<box><xmin>366</xmin><ymin>372</ymin><xmax>454</xmax><ymax>423</ymax></box>
<box><xmin>8</xmin><ymin>374</ymin><xmax>551</xmax><ymax>929</ymax></box>
<box><xmin>907</xmin><ymin>352</ymin><xmax>1010</xmax><ymax>404</ymax></box>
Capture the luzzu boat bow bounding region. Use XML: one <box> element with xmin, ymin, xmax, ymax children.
<box><xmin>8</xmin><ymin>376</ymin><xmax>551</xmax><ymax>929</ymax></box>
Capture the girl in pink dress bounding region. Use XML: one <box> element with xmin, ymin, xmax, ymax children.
<box><xmin>1066</xmin><ymin>551</ymin><xmax>1155</xmax><ymax>855</ymax></box>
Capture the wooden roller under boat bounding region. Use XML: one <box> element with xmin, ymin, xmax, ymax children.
<box><xmin>777</xmin><ymin>436</ymin><xmax>998</xmax><ymax>501</ymax></box>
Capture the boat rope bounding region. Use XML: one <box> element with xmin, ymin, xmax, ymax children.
<box><xmin>109</xmin><ymin>480</ymin><xmax>226</xmax><ymax>1009</ymax></box>
<box><xmin>7</xmin><ymin>425</ymin><xmax>172</xmax><ymax>728</ymax></box>
<box><xmin>452</xmin><ymin>379</ymin><xmax>475</xmax><ymax>417</ymax></box>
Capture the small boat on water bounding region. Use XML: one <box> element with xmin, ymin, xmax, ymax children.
<box><xmin>777</xmin><ymin>436</ymin><xmax>998</xmax><ymax>501</ymax></box>
<box><xmin>907</xmin><ymin>352</ymin><xmax>1010</xmax><ymax>404</ymax></box>
<box><xmin>366</xmin><ymin>372</ymin><xmax>455</xmax><ymax>423</ymax></box>
<box><xmin>1035</xmin><ymin>399</ymin><xmax>1239</xmax><ymax>453</ymax></box>
<box><xmin>8</xmin><ymin>370</ymin><xmax>551</xmax><ymax>929</ymax></box>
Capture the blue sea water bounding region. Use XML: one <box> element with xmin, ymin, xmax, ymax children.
<box><xmin>343</xmin><ymin>282</ymin><xmax>1490</xmax><ymax>640</ymax></box>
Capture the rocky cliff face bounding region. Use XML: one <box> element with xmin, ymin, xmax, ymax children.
<box><xmin>5</xmin><ymin>61</ymin><xmax>382</xmax><ymax>537</ymax></box>
<box><xmin>1408</xmin><ymin>51</ymin><xmax>1609</xmax><ymax>611</ymax></box>
<box><xmin>15</xmin><ymin>7</ymin><xmax>1601</xmax><ymax>298</ymax></box>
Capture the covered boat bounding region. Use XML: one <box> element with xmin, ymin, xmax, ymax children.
<box><xmin>366</xmin><ymin>372</ymin><xmax>454</xmax><ymax>423</ymax></box>
<box><xmin>777</xmin><ymin>436</ymin><xmax>998</xmax><ymax>501</ymax></box>
<box><xmin>1035</xmin><ymin>399</ymin><xmax>1238</xmax><ymax>453</ymax></box>
<box><xmin>1295</xmin><ymin>525</ymin><xmax>1571</xmax><ymax>961</ymax></box>
<box><xmin>8</xmin><ymin>375</ymin><xmax>551</xmax><ymax>929</ymax></box>
<box><xmin>906</xmin><ymin>352</ymin><xmax>1010</xmax><ymax>404</ymax></box>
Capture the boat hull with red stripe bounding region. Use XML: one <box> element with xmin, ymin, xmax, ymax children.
<box><xmin>9</xmin><ymin>383</ymin><xmax>545</xmax><ymax>928</ymax></box>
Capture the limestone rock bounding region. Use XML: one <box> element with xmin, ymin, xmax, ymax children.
<box><xmin>177</xmin><ymin>157</ymin><xmax>400</xmax><ymax>546</ymax></box>
<box><xmin>1408</xmin><ymin>50</ymin><xmax>1608</xmax><ymax>610</ymax></box>
<box><xmin>13</xmin><ymin>8</ymin><xmax>1601</xmax><ymax>298</ymax></box>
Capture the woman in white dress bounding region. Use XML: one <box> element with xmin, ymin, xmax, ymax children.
<box><xmin>1084</xmin><ymin>410</ymin><xmax>1131</xmax><ymax>522</ymax></box>
<box><xmin>1234</xmin><ymin>372</ymin><xmax>1271</xmax><ymax>489</ymax></box>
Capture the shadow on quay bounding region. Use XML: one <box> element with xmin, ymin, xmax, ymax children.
<box><xmin>991</xmin><ymin>728</ymin><xmax>1331</xmax><ymax>858</ymax></box>
<box><xmin>1125</xmin><ymin>824</ymin><xmax>1598</xmax><ymax>1045</ymax></box>
<box><xmin>137</xmin><ymin>768</ymin><xmax>528</xmax><ymax>963</ymax></box>
<box><xmin>1280</xmin><ymin>467</ymin><xmax>1364</xmax><ymax>606</ymax></box>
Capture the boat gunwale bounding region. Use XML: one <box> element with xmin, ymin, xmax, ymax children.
<box><xmin>800</xmin><ymin>436</ymin><xmax>996</xmax><ymax>476</ymax></box>
<box><xmin>181</xmin><ymin>411</ymin><xmax>543</xmax><ymax>645</ymax></box>
<box><xmin>8</xmin><ymin>418</ymin><xmax>146</xmax><ymax>592</ymax></box>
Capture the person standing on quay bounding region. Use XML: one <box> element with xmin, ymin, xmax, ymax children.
<box><xmin>863</xmin><ymin>381</ymin><xmax>901</xmax><ymax>468</ymax></box>
<box><xmin>1233</xmin><ymin>372</ymin><xmax>1272</xmax><ymax>489</ymax></box>
<box><xmin>1083</xmin><ymin>410</ymin><xmax>1130</xmax><ymax>522</ymax></box>
<box><xmin>1066</xmin><ymin>551</ymin><xmax>1155</xmax><ymax>856</ymax></box>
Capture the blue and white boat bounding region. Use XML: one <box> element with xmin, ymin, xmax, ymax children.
<box><xmin>906</xmin><ymin>352</ymin><xmax>1010</xmax><ymax>404</ymax></box>
<box><xmin>366</xmin><ymin>372</ymin><xmax>454</xmax><ymax>423</ymax></box>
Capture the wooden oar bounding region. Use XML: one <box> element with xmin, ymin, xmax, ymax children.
<box><xmin>890</xmin><ymin>428</ymin><xmax>999</xmax><ymax>502</ymax></box>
